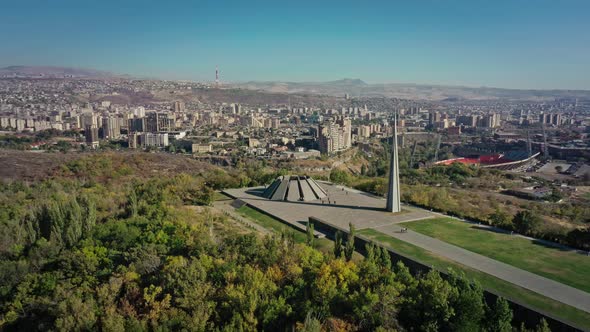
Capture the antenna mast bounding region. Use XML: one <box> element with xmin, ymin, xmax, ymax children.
<box><xmin>215</xmin><ymin>65</ymin><xmax>219</xmax><ymax>87</ymax></box>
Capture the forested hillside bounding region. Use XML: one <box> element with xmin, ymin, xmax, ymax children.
<box><xmin>0</xmin><ymin>153</ymin><xmax>549</xmax><ymax>331</ymax></box>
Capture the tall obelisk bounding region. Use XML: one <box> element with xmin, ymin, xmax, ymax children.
<box><xmin>386</xmin><ymin>114</ymin><xmax>401</xmax><ymax>212</ymax></box>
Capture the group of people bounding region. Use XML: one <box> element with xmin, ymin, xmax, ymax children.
<box><xmin>321</xmin><ymin>198</ymin><xmax>336</xmax><ymax>205</ymax></box>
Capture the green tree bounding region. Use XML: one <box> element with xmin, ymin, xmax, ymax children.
<box><xmin>534</xmin><ymin>318</ymin><xmax>551</xmax><ymax>332</ymax></box>
<box><xmin>567</xmin><ymin>227</ymin><xmax>590</xmax><ymax>251</ymax></box>
<box><xmin>549</xmin><ymin>188</ymin><xmax>564</xmax><ymax>202</ymax></box>
<box><xmin>334</xmin><ymin>231</ymin><xmax>343</xmax><ymax>258</ymax></box>
<box><xmin>64</xmin><ymin>198</ymin><xmax>83</xmax><ymax>247</ymax></box>
<box><xmin>447</xmin><ymin>271</ymin><xmax>485</xmax><ymax>332</ymax></box>
<box><xmin>364</xmin><ymin>243</ymin><xmax>376</xmax><ymax>263</ymax></box>
<box><xmin>488</xmin><ymin>209</ymin><xmax>511</xmax><ymax>227</ymax></box>
<box><xmin>378</xmin><ymin>246</ymin><xmax>391</xmax><ymax>270</ymax></box>
<box><xmin>485</xmin><ymin>297</ymin><xmax>513</xmax><ymax>332</ymax></box>
<box><xmin>329</xmin><ymin>169</ymin><xmax>350</xmax><ymax>185</ymax></box>
<box><xmin>80</xmin><ymin>195</ymin><xmax>96</xmax><ymax>238</ymax></box>
<box><xmin>299</xmin><ymin>311</ymin><xmax>322</xmax><ymax>332</ymax></box>
<box><xmin>344</xmin><ymin>223</ymin><xmax>355</xmax><ymax>261</ymax></box>
<box><xmin>37</xmin><ymin>195</ymin><xmax>89</xmax><ymax>247</ymax></box>
<box><xmin>513</xmin><ymin>210</ymin><xmax>542</xmax><ymax>235</ymax></box>
<box><xmin>127</xmin><ymin>188</ymin><xmax>138</xmax><ymax>218</ymax></box>
<box><xmin>54</xmin><ymin>291</ymin><xmax>98</xmax><ymax>331</ymax></box>
<box><xmin>306</xmin><ymin>222</ymin><xmax>314</xmax><ymax>248</ymax></box>
<box><xmin>400</xmin><ymin>270</ymin><xmax>458</xmax><ymax>332</ymax></box>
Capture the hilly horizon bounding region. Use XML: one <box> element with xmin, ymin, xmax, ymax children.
<box><xmin>233</xmin><ymin>77</ymin><xmax>590</xmax><ymax>101</ymax></box>
<box><xmin>0</xmin><ymin>65</ymin><xmax>123</xmax><ymax>79</ymax></box>
<box><xmin>2</xmin><ymin>65</ymin><xmax>590</xmax><ymax>101</ymax></box>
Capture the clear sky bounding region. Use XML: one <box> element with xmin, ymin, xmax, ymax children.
<box><xmin>1</xmin><ymin>0</ymin><xmax>589</xmax><ymax>90</ymax></box>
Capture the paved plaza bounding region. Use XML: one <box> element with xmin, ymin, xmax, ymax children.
<box><xmin>223</xmin><ymin>182</ymin><xmax>590</xmax><ymax>314</ymax></box>
<box><xmin>224</xmin><ymin>181</ymin><xmax>433</xmax><ymax>232</ymax></box>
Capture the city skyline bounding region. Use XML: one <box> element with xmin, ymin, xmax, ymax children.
<box><xmin>1</xmin><ymin>0</ymin><xmax>589</xmax><ymax>90</ymax></box>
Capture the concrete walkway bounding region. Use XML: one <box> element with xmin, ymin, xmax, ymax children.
<box><xmin>376</xmin><ymin>223</ymin><xmax>590</xmax><ymax>313</ymax></box>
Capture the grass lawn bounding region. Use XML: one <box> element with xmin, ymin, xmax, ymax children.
<box><xmin>235</xmin><ymin>205</ymin><xmax>334</xmax><ymax>252</ymax></box>
<box><xmin>358</xmin><ymin>228</ymin><xmax>590</xmax><ymax>330</ymax></box>
<box><xmin>402</xmin><ymin>217</ymin><xmax>590</xmax><ymax>293</ymax></box>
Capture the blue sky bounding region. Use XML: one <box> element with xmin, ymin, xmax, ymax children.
<box><xmin>1</xmin><ymin>0</ymin><xmax>589</xmax><ymax>89</ymax></box>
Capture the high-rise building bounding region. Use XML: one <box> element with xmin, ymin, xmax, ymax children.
<box><xmin>128</xmin><ymin>132</ymin><xmax>138</xmax><ymax>149</ymax></box>
<box><xmin>80</xmin><ymin>112</ymin><xmax>97</xmax><ymax>129</ymax></box>
<box><xmin>271</xmin><ymin>117</ymin><xmax>281</xmax><ymax>129</ymax></box>
<box><xmin>243</xmin><ymin>115</ymin><xmax>264</xmax><ymax>128</ymax></box>
<box><xmin>429</xmin><ymin>111</ymin><xmax>441</xmax><ymax>125</ymax></box>
<box><xmin>16</xmin><ymin>119</ymin><xmax>25</xmax><ymax>132</ymax></box>
<box><xmin>359</xmin><ymin>125</ymin><xmax>371</xmax><ymax>138</ymax></box>
<box><xmin>456</xmin><ymin>115</ymin><xmax>478</xmax><ymax>127</ymax></box>
<box><xmin>479</xmin><ymin>113</ymin><xmax>500</xmax><ymax>128</ymax></box>
<box><xmin>232</xmin><ymin>103</ymin><xmax>241</xmax><ymax>114</ymax></box>
<box><xmin>102</xmin><ymin>116</ymin><xmax>121</xmax><ymax>139</ymax></box>
<box><xmin>551</xmin><ymin>113</ymin><xmax>561</xmax><ymax>126</ymax></box>
<box><xmin>128</xmin><ymin>118</ymin><xmax>146</xmax><ymax>132</ymax></box>
<box><xmin>145</xmin><ymin>112</ymin><xmax>174</xmax><ymax>132</ymax></box>
<box><xmin>539</xmin><ymin>112</ymin><xmax>561</xmax><ymax>126</ymax></box>
<box><xmin>318</xmin><ymin>122</ymin><xmax>339</xmax><ymax>154</ymax></box>
<box><xmin>318</xmin><ymin>119</ymin><xmax>351</xmax><ymax>154</ymax></box>
<box><xmin>140</xmin><ymin>133</ymin><xmax>169</xmax><ymax>147</ymax></box>
<box><xmin>146</xmin><ymin>112</ymin><xmax>159</xmax><ymax>132</ymax></box>
<box><xmin>0</xmin><ymin>117</ymin><xmax>9</xmax><ymax>129</ymax></box>
<box><xmin>133</xmin><ymin>107</ymin><xmax>146</xmax><ymax>118</ymax></box>
<box><xmin>264</xmin><ymin>117</ymin><xmax>281</xmax><ymax>129</ymax></box>
<box><xmin>85</xmin><ymin>124</ymin><xmax>99</xmax><ymax>148</ymax></box>
<box><xmin>338</xmin><ymin>117</ymin><xmax>352</xmax><ymax>149</ymax></box>
<box><xmin>173</xmin><ymin>101</ymin><xmax>185</xmax><ymax>112</ymax></box>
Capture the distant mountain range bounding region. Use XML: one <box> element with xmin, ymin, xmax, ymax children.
<box><xmin>2</xmin><ymin>66</ymin><xmax>589</xmax><ymax>101</ymax></box>
<box><xmin>233</xmin><ymin>78</ymin><xmax>590</xmax><ymax>101</ymax></box>
<box><xmin>0</xmin><ymin>66</ymin><xmax>122</xmax><ymax>79</ymax></box>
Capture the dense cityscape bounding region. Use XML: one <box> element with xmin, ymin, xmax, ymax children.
<box><xmin>1</xmin><ymin>1</ymin><xmax>590</xmax><ymax>331</ymax></box>
<box><xmin>1</xmin><ymin>78</ymin><xmax>588</xmax><ymax>163</ymax></box>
